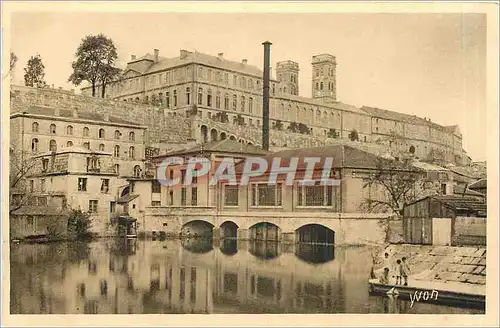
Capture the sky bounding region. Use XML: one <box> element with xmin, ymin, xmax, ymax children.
<box><xmin>9</xmin><ymin>12</ymin><xmax>487</xmax><ymax>161</ymax></box>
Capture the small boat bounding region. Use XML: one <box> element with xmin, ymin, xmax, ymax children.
<box><xmin>368</xmin><ymin>279</ymin><xmax>485</xmax><ymax>309</ymax></box>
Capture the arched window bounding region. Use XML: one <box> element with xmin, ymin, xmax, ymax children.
<box><xmin>241</xmin><ymin>96</ymin><xmax>246</xmax><ymax>112</ymax></box>
<box><xmin>232</xmin><ymin>95</ymin><xmax>237</xmax><ymax>110</ymax></box>
<box><xmin>173</xmin><ymin>90</ymin><xmax>177</xmax><ymax>107</ymax></box>
<box><xmin>66</xmin><ymin>125</ymin><xmax>73</xmax><ymax>135</ymax></box>
<box><xmin>207</xmin><ymin>89</ymin><xmax>212</xmax><ymax>107</ymax></box>
<box><xmin>83</xmin><ymin>127</ymin><xmax>89</xmax><ymax>137</ymax></box>
<box><xmin>197</xmin><ymin>88</ymin><xmax>203</xmax><ymax>105</ymax></box>
<box><xmin>114</xmin><ymin>130</ymin><xmax>121</xmax><ymax>139</ymax></box>
<box><xmin>129</xmin><ymin>131</ymin><xmax>135</xmax><ymax>141</ymax></box>
<box><xmin>99</xmin><ymin>144</ymin><xmax>105</xmax><ymax>151</ymax></box>
<box><xmin>114</xmin><ymin>145</ymin><xmax>120</xmax><ymax>157</ymax></box>
<box><xmin>114</xmin><ymin>164</ymin><xmax>120</xmax><ymax>175</ymax></box>
<box><xmin>83</xmin><ymin>142</ymin><xmax>90</xmax><ymax>150</ymax></box>
<box><xmin>50</xmin><ymin>124</ymin><xmax>56</xmax><ymax>134</ymax></box>
<box><xmin>49</xmin><ymin>140</ymin><xmax>57</xmax><ymax>152</ymax></box>
<box><xmin>248</xmin><ymin>79</ymin><xmax>254</xmax><ymax>89</ymax></box>
<box><xmin>320</xmin><ymin>82</ymin><xmax>323</xmax><ymax>90</ymax></box>
<box><xmin>31</xmin><ymin>138</ymin><xmax>39</xmax><ymax>152</ymax></box>
<box><xmin>129</xmin><ymin>146</ymin><xmax>135</xmax><ymax>159</ymax></box>
<box><xmin>133</xmin><ymin>165</ymin><xmax>141</xmax><ymax>177</ymax></box>
<box><xmin>216</xmin><ymin>92</ymin><xmax>221</xmax><ymax>109</ymax></box>
<box><xmin>32</xmin><ymin>122</ymin><xmax>39</xmax><ymax>132</ymax></box>
<box><xmin>98</xmin><ymin>128</ymin><xmax>105</xmax><ymax>139</ymax></box>
<box><xmin>67</xmin><ymin>141</ymin><xmax>73</xmax><ymax>147</ymax></box>
<box><xmin>224</xmin><ymin>94</ymin><xmax>229</xmax><ymax>110</ymax></box>
<box><xmin>249</xmin><ymin>97</ymin><xmax>253</xmax><ymax>113</ymax></box>
<box><xmin>315</xmin><ymin>82</ymin><xmax>319</xmax><ymax>90</ymax></box>
<box><xmin>186</xmin><ymin>87</ymin><xmax>191</xmax><ymax>105</ymax></box>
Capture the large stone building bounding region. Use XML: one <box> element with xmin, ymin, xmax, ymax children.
<box><xmin>81</xmin><ymin>48</ymin><xmax>469</xmax><ymax>165</ymax></box>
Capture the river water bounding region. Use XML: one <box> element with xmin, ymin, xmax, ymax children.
<box><xmin>10</xmin><ymin>238</ymin><xmax>483</xmax><ymax>314</ymax></box>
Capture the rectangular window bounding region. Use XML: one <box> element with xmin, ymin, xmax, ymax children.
<box><xmin>110</xmin><ymin>202</ymin><xmax>116</xmax><ymax>213</ymax></box>
<box><xmin>78</xmin><ymin>178</ymin><xmax>87</xmax><ymax>192</ymax></box>
<box><xmin>190</xmin><ymin>267</ymin><xmax>197</xmax><ymax>303</ymax></box>
<box><xmin>151</xmin><ymin>180</ymin><xmax>161</xmax><ymax>193</ymax></box>
<box><xmin>441</xmin><ymin>183</ymin><xmax>447</xmax><ymax>195</ymax></box>
<box><xmin>224</xmin><ymin>185</ymin><xmax>239</xmax><ymax>206</ymax></box>
<box><xmin>42</xmin><ymin>158</ymin><xmax>49</xmax><ymax>172</ymax></box>
<box><xmin>251</xmin><ymin>184</ymin><xmax>282</xmax><ymax>207</ymax></box>
<box><xmin>30</xmin><ymin>180</ymin><xmax>34</xmax><ymax>192</ymax></box>
<box><xmin>151</xmin><ymin>201</ymin><xmax>161</xmax><ymax>207</ymax></box>
<box><xmin>101</xmin><ymin>179</ymin><xmax>109</xmax><ymax>193</ymax></box>
<box><xmin>181</xmin><ymin>188</ymin><xmax>187</xmax><ymax>206</ymax></box>
<box><xmin>37</xmin><ymin>196</ymin><xmax>47</xmax><ymax>206</ymax></box>
<box><xmin>169</xmin><ymin>191</ymin><xmax>174</xmax><ymax>205</ymax></box>
<box><xmin>297</xmin><ymin>182</ymin><xmax>334</xmax><ymax>207</ymax></box>
<box><xmin>181</xmin><ymin>170</ymin><xmax>186</xmax><ymax>185</ymax></box>
<box><xmin>166</xmin><ymin>92</ymin><xmax>170</xmax><ymax>108</ymax></box>
<box><xmin>191</xmin><ymin>187</ymin><xmax>198</xmax><ymax>206</ymax></box>
<box><xmin>40</xmin><ymin>179</ymin><xmax>46</xmax><ymax>192</ymax></box>
<box><xmin>89</xmin><ymin>200</ymin><xmax>98</xmax><ymax>213</ymax></box>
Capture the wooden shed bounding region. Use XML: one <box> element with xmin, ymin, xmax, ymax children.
<box><xmin>403</xmin><ymin>195</ymin><xmax>486</xmax><ymax>245</ymax></box>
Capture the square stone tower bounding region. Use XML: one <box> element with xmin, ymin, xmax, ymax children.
<box><xmin>311</xmin><ymin>54</ymin><xmax>337</xmax><ymax>102</ymax></box>
<box><xmin>276</xmin><ymin>60</ymin><xmax>300</xmax><ymax>96</ymax></box>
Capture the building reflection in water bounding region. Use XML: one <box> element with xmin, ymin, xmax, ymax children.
<box><xmin>10</xmin><ymin>239</ymin><xmax>485</xmax><ymax>315</ymax></box>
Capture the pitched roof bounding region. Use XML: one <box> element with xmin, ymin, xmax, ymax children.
<box><xmin>411</xmin><ymin>161</ymin><xmax>448</xmax><ymax>172</ymax></box>
<box><xmin>362</xmin><ymin>106</ymin><xmax>445</xmax><ymax>128</ymax></box>
<box><xmin>468</xmin><ymin>178</ymin><xmax>487</xmax><ymax>190</ymax></box>
<box><xmin>116</xmin><ymin>194</ymin><xmax>139</xmax><ymax>204</ymax></box>
<box><xmin>23</xmin><ymin>106</ymin><xmax>144</xmax><ymax>127</ymax></box>
<box><xmin>158</xmin><ymin>139</ymin><xmax>270</xmax><ymax>158</ymax></box>
<box><xmin>408</xmin><ymin>195</ymin><xmax>487</xmax><ymax>213</ymax></box>
<box><xmin>233</xmin><ymin>143</ymin><xmax>396</xmax><ymax>176</ymax></box>
<box><xmin>127</xmin><ymin>50</ymin><xmax>264</xmax><ymax>78</ymax></box>
<box><xmin>453</xmin><ymin>185</ymin><xmax>486</xmax><ymax>198</ymax></box>
<box><xmin>11</xmin><ymin>206</ymin><xmax>70</xmax><ymax>216</ymax></box>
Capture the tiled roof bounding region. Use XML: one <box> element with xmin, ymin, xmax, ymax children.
<box><xmin>11</xmin><ymin>206</ymin><xmax>70</xmax><ymax>216</ymax></box>
<box><xmin>468</xmin><ymin>178</ymin><xmax>487</xmax><ymax>190</ymax></box>
<box><xmin>453</xmin><ymin>185</ymin><xmax>486</xmax><ymax>198</ymax></box>
<box><xmin>411</xmin><ymin>161</ymin><xmax>448</xmax><ymax>172</ymax></box>
<box><xmin>233</xmin><ymin>143</ymin><xmax>395</xmax><ymax>176</ymax></box>
<box><xmin>159</xmin><ymin>139</ymin><xmax>270</xmax><ymax>157</ymax></box>
<box><xmin>362</xmin><ymin>106</ymin><xmax>433</xmax><ymax>126</ymax></box>
<box><xmin>128</xmin><ymin>51</ymin><xmax>264</xmax><ymax>78</ymax></box>
<box><xmin>25</xmin><ymin>106</ymin><xmax>142</xmax><ymax>126</ymax></box>
<box><xmin>449</xmin><ymin>166</ymin><xmax>486</xmax><ymax>179</ymax></box>
<box><xmin>117</xmin><ymin>194</ymin><xmax>139</xmax><ymax>204</ymax></box>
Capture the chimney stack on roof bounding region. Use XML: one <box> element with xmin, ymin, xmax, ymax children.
<box><xmin>131</xmin><ymin>54</ymin><xmax>136</xmax><ymax>61</ymax></box>
<box><xmin>242</xmin><ymin>59</ymin><xmax>248</xmax><ymax>64</ymax></box>
<box><xmin>154</xmin><ymin>49</ymin><xmax>159</xmax><ymax>61</ymax></box>
<box><xmin>218</xmin><ymin>53</ymin><xmax>224</xmax><ymax>59</ymax></box>
<box><xmin>180</xmin><ymin>49</ymin><xmax>190</xmax><ymax>59</ymax></box>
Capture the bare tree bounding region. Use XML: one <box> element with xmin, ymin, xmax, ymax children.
<box><xmin>9</xmin><ymin>148</ymin><xmax>38</xmax><ymax>215</ymax></box>
<box><xmin>362</xmin><ymin>157</ymin><xmax>426</xmax><ymax>215</ymax></box>
<box><xmin>3</xmin><ymin>52</ymin><xmax>18</xmax><ymax>81</ymax></box>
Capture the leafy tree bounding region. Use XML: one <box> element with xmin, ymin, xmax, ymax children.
<box><xmin>23</xmin><ymin>54</ymin><xmax>46</xmax><ymax>88</ymax></box>
<box><xmin>362</xmin><ymin>157</ymin><xmax>426</xmax><ymax>216</ymax></box>
<box><xmin>67</xmin><ymin>209</ymin><xmax>93</xmax><ymax>240</ymax></box>
<box><xmin>235</xmin><ymin>114</ymin><xmax>245</xmax><ymax>126</ymax></box>
<box><xmin>287</xmin><ymin>122</ymin><xmax>299</xmax><ymax>133</ymax></box>
<box><xmin>327</xmin><ymin>128</ymin><xmax>339</xmax><ymax>139</ymax></box>
<box><xmin>349</xmin><ymin>129</ymin><xmax>359</xmax><ymax>141</ymax></box>
<box><xmin>213</xmin><ymin>111</ymin><xmax>229</xmax><ymax>123</ymax></box>
<box><xmin>273</xmin><ymin>120</ymin><xmax>283</xmax><ymax>131</ymax></box>
<box><xmin>68</xmin><ymin>34</ymin><xmax>121</xmax><ymax>97</ymax></box>
<box><xmin>297</xmin><ymin>123</ymin><xmax>310</xmax><ymax>134</ymax></box>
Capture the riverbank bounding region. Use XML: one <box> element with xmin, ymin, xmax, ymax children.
<box><xmin>371</xmin><ymin>244</ymin><xmax>486</xmax><ymax>308</ymax></box>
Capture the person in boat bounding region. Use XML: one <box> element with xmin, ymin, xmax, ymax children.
<box><xmin>379</xmin><ymin>268</ymin><xmax>390</xmax><ymax>284</ymax></box>
<box><xmin>401</xmin><ymin>257</ymin><xmax>411</xmax><ymax>286</ymax></box>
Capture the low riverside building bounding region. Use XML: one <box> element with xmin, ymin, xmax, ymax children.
<box><xmin>142</xmin><ymin>141</ymin><xmax>433</xmax><ymax>245</ymax></box>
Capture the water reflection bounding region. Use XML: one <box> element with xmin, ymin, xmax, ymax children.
<box><xmin>10</xmin><ymin>239</ymin><xmax>484</xmax><ymax>314</ymax></box>
<box><xmin>295</xmin><ymin>244</ymin><xmax>335</xmax><ymax>264</ymax></box>
<box><xmin>181</xmin><ymin>237</ymin><xmax>213</xmax><ymax>254</ymax></box>
<box><xmin>248</xmin><ymin>241</ymin><xmax>280</xmax><ymax>260</ymax></box>
<box><xmin>220</xmin><ymin>239</ymin><xmax>238</xmax><ymax>256</ymax></box>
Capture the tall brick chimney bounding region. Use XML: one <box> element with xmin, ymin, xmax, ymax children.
<box><xmin>131</xmin><ymin>54</ymin><xmax>136</xmax><ymax>61</ymax></box>
<box><xmin>218</xmin><ymin>53</ymin><xmax>224</xmax><ymax>59</ymax></box>
<box><xmin>154</xmin><ymin>49</ymin><xmax>159</xmax><ymax>61</ymax></box>
<box><xmin>262</xmin><ymin>41</ymin><xmax>272</xmax><ymax>151</ymax></box>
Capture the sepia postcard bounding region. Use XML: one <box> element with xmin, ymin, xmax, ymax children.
<box><xmin>1</xmin><ymin>1</ymin><xmax>499</xmax><ymax>327</ymax></box>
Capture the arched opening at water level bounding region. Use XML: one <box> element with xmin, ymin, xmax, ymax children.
<box><xmin>295</xmin><ymin>224</ymin><xmax>335</xmax><ymax>245</ymax></box>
